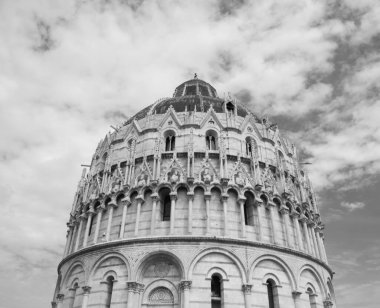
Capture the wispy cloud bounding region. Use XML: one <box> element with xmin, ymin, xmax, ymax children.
<box><xmin>0</xmin><ymin>1</ymin><xmax>379</xmax><ymax>307</ymax></box>
<box><xmin>341</xmin><ymin>201</ymin><xmax>366</xmax><ymax>212</ymax></box>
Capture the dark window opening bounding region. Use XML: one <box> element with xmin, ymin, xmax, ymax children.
<box><xmin>226</xmin><ymin>102</ymin><xmax>234</xmax><ymax>116</ymax></box>
<box><xmin>199</xmin><ymin>85</ymin><xmax>209</xmax><ymax>96</ymax></box>
<box><xmin>246</xmin><ymin>141</ymin><xmax>252</xmax><ymax>156</ymax></box>
<box><xmin>267</xmin><ymin>279</ymin><xmax>275</xmax><ymax>308</ymax></box>
<box><xmin>88</xmin><ymin>214</ymin><xmax>93</xmax><ymax>236</ymax></box>
<box><xmin>160</xmin><ymin>188</ymin><xmax>171</xmax><ymax>221</ymax></box>
<box><xmin>165</xmin><ymin>135</ymin><xmax>175</xmax><ymax>151</ymax></box>
<box><xmin>211</xmin><ymin>274</ymin><xmax>222</xmax><ymax>308</ymax></box>
<box><xmin>105</xmin><ymin>276</ymin><xmax>115</xmax><ymax>308</ymax></box>
<box><xmin>206</xmin><ymin>135</ymin><xmax>216</xmax><ymax>150</ymax></box>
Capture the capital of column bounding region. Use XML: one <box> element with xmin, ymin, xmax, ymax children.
<box><xmin>266</xmin><ymin>201</ymin><xmax>276</xmax><ymax>208</ymax></box>
<box><xmin>292</xmin><ymin>290</ymin><xmax>302</xmax><ymax>297</ymax></box>
<box><xmin>179</xmin><ymin>280</ymin><xmax>192</xmax><ymax>291</ymax></box>
<box><xmin>107</xmin><ymin>197</ymin><xmax>118</xmax><ymax>207</ymax></box>
<box><xmin>121</xmin><ymin>195</ymin><xmax>131</xmax><ymax>205</ymax></box>
<box><xmin>169</xmin><ymin>192</ymin><xmax>177</xmax><ymax>201</ymax></box>
<box><xmin>221</xmin><ymin>193</ymin><xmax>229</xmax><ymax>202</ymax></box>
<box><xmin>56</xmin><ymin>293</ymin><xmax>64</xmax><ymax>301</ymax></box>
<box><xmin>279</xmin><ymin>206</ymin><xmax>290</xmax><ymax>215</ymax></box>
<box><xmin>307</xmin><ymin>220</ymin><xmax>316</xmax><ymax>227</ymax></box>
<box><xmin>299</xmin><ymin>214</ymin><xmax>308</xmax><ymax>223</ymax></box>
<box><xmin>136</xmin><ymin>195</ymin><xmax>145</xmax><ymax>203</ymax></box>
<box><xmin>126</xmin><ymin>282</ymin><xmax>145</xmax><ymax>293</ymax></box>
<box><xmin>187</xmin><ymin>192</ymin><xmax>194</xmax><ymax>200</ymax></box>
<box><xmin>204</xmin><ymin>192</ymin><xmax>212</xmax><ymax>201</ymax></box>
<box><xmin>242</xmin><ymin>284</ymin><xmax>253</xmax><ymax>294</ymax></box>
<box><xmin>82</xmin><ymin>286</ymin><xmax>91</xmax><ymax>294</ymax></box>
<box><xmin>151</xmin><ymin>193</ymin><xmax>159</xmax><ymax>201</ymax></box>
<box><xmin>290</xmin><ymin>210</ymin><xmax>300</xmax><ymax>218</ymax></box>
<box><xmin>79</xmin><ymin>213</ymin><xmax>87</xmax><ymax>220</ymax></box>
<box><xmin>323</xmin><ymin>299</ymin><xmax>334</xmax><ymax>308</ymax></box>
<box><xmin>238</xmin><ymin>196</ymin><xmax>246</xmax><ymax>204</ymax></box>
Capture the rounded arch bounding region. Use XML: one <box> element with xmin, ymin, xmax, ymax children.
<box><xmin>227</xmin><ymin>187</ymin><xmax>240</xmax><ymax>197</ymax></box>
<box><xmin>102</xmin><ymin>270</ymin><xmax>118</xmax><ymax>282</ymax></box>
<box><xmin>157</xmin><ymin>183</ymin><xmax>174</xmax><ymax>192</ymax></box>
<box><xmin>142</xmin><ymin>279</ymin><xmax>179</xmax><ymax>305</ymax></box>
<box><xmin>210</xmin><ymin>184</ymin><xmax>223</xmax><ymax>194</ymax></box>
<box><xmin>250</xmin><ymin>254</ymin><xmax>296</xmax><ymax>289</ymax></box>
<box><xmin>262</xmin><ymin>274</ymin><xmax>281</xmax><ymax>287</ymax></box>
<box><xmin>129</xmin><ymin>189</ymin><xmax>139</xmax><ymax>199</ymax></box>
<box><xmin>142</xmin><ymin>187</ymin><xmax>153</xmax><ymax>198</ymax></box>
<box><xmin>62</xmin><ymin>260</ymin><xmax>86</xmax><ymax>288</ymax></box>
<box><xmin>188</xmin><ymin>247</ymin><xmax>247</xmax><ymax>283</ymax></box>
<box><xmin>206</xmin><ymin>267</ymin><xmax>229</xmax><ymax>281</ymax></box>
<box><xmin>298</xmin><ymin>264</ymin><xmax>327</xmax><ymax>298</ymax></box>
<box><xmin>241</xmin><ymin>187</ymin><xmax>258</xmax><ymax>199</ymax></box>
<box><xmin>260</xmin><ymin>193</ymin><xmax>269</xmax><ymax>205</ymax></box>
<box><xmin>285</xmin><ymin>201</ymin><xmax>294</xmax><ymax>212</ymax></box>
<box><xmin>135</xmin><ymin>250</ymin><xmax>185</xmax><ymax>281</ymax></box>
<box><xmin>192</xmin><ymin>183</ymin><xmax>207</xmax><ymax>193</ymax></box>
<box><xmin>174</xmin><ymin>182</ymin><xmax>190</xmax><ymax>193</ymax></box>
<box><xmin>88</xmin><ymin>252</ymin><xmax>131</xmax><ymax>285</ymax></box>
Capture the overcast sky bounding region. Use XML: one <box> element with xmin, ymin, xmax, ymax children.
<box><xmin>0</xmin><ymin>0</ymin><xmax>379</xmax><ymax>307</ymax></box>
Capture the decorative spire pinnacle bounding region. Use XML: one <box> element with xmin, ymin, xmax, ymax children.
<box><xmin>194</xmin><ymin>73</ymin><xmax>198</xmax><ymax>79</ymax></box>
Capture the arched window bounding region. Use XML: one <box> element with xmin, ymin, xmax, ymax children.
<box><xmin>205</xmin><ymin>130</ymin><xmax>218</xmax><ymax>150</ymax></box>
<box><xmin>266</xmin><ymin>279</ymin><xmax>276</xmax><ymax>308</ymax></box>
<box><xmin>68</xmin><ymin>282</ymin><xmax>78</xmax><ymax>308</ymax></box>
<box><xmin>164</xmin><ymin>131</ymin><xmax>176</xmax><ymax>151</ymax></box>
<box><xmin>244</xmin><ymin>191</ymin><xmax>255</xmax><ymax>226</ymax></box>
<box><xmin>105</xmin><ymin>276</ymin><xmax>115</xmax><ymax>308</ymax></box>
<box><xmin>211</xmin><ymin>274</ymin><xmax>222</xmax><ymax>308</ymax></box>
<box><xmin>159</xmin><ymin>188</ymin><xmax>171</xmax><ymax>221</ymax></box>
<box><xmin>226</xmin><ymin>101</ymin><xmax>235</xmax><ymax>116</ymax></box>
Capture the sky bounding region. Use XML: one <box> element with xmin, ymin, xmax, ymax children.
<box><xmin>0</xmin><ymin>0</ymin><xmax>379</xmax><ymax>307</ymax></box>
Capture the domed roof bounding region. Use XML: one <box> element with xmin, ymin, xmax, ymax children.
<box><xmin>124</xmin><ymin>76</ymin><xmax>253</xmax><ymax>125</ymax></box>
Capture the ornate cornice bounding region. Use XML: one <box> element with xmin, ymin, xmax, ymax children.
<box><xmin>58</xmin><ymin>236</ymin><xmax>334</xmax><ymax>276</ymax></box>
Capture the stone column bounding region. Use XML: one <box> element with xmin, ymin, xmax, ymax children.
<box><xmin>63</xmin><ymin>223</ymin><xmax>74</xmax><ymax>256</ymax></box>
<box><xmin>83</xmin><ymin>207</ymin><xmax>95</xmax><ymax>248</ymax></box>
<box><xmin>68</xmin><ymin>222</ymin><xmax>78</xmax><ymax>254</ymax></box>
<box><xmin>150</xmin><ymin>193</ymin><xmax>159</xmax><ymax>235</ymax></box>
<box><xmin>291</xmin><ymin>212</ymin><xmax>303</xmax><ymax>251</ymax></box>
<box><xmin>309</xmin><ymin>222</ymin><xmax>319</xmax><ymax>258</ymax></box>
<box><xmin>242</xmin><ymin>284</ymin><xmax>252</xmax><ymax>308</ymax></box>
<box><xmin>238</xmin><ymin>196</ymin><xmax>247</xmax><ymax>238</ymax></box>
<box><xmin>255</xmin><ymin>201</ymin><xmax>263</xmax><ymax>242</ymax></box>
<box><xmin>267</xmin><ymin>202</ymin><xmax>278</xmax><ymax>245</ymax></box>
<box><xmin>134</xmin><ymin>195</ymin><xmax>144</xmax><ymax>236</ymax></box>
<box><xmin>317</xmin><ymin>230</ymin><xmax>328</xmax><ymax>263</ymax></box>
<box><xmin>93</xmin><ymin>206</ymin><xmax>104</xmax><ymax>244</ymax></box>
<box><xmin>205</xmin><ymin>192</ymin><xmax>211</xmax><ymax>234</ymax></box>
<box><xmin>179</xmin><ymin>281</ymin><xmax>192</xmax><ymax>308</ymax></box>
<box><xmin>300</xmin><ymin>215</ymin><xmax>312</xmax><ymax>254</ymax></box>
<box><xmin>279</xmin><ymin>206</ymin><xmax>292</xmax><ymax>248</ymax></box>
<box><xmin>308</xmin><ymin>292</ymin><xmax>318</xmax><ymax>307</ymax></box>
<box><xmin>187</xmin><ymin>192</ymin><xmax>194</xmax><ymax>234</ymax></box>
<box><xmin>74</xmin><ymin>217</ymin><xmax>84</xmax><ymax>252</ymax></box>
<box><xmin>169</xmin><ymin>193</ymin><xmax>177</xmax><ymax>235</ymax></box>
<box><xmin>292</xmin><ymin>291</ymin><xmax>303</xmax><ymax>308</ymax></box>
<box><xmin>56</xmin><ymin>294</ymin><xmax>64</xmax><ymax>308</ymax></box>
<box><xmin>126</xmin><ymin>282</ymin><xmax>144</xmax><ymax>308</ymax></box>
<box><xmin>81</xmin><ymin>286</ymin><xmax>91</xmax><ymax>308</ymax></box>
<box><xmin>106</xmin><ymin>200</ymin><xmax>117</xmax><ymax>241</ymax></box>
<box><xmin>222</xmin><ymin>193</ymin><xmax>229</xmax><ymax>236</ymax></box>
<box><xmin>120</xmin><ymin>197</ymin><xmax>131</xmax><ymax>239</ymax></box>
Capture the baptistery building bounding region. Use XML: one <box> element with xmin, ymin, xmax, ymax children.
<box><xmin>52</xmin><ymin>77</ymin><xmax>337</xmax><ymax>308</ymax></box>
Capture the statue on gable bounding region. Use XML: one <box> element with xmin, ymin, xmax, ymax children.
<box><xmin>89</xmin><ymin>181</ymin><xmax>99</xmax><ymax>201</ymax></box>
<box><xmin>201</xmin><ymin>166</ymin><xmax>213</xmax><ymax>183</ymax></box>
<box><xmin>109</xmin><ymin>170</ymin><xmax>122</xmax><ymax>194</ymax></box>
<box><xmin>136</xmin><ymin>172</ymin><xmax>148</xmax><ymax>188</ymax></box>
<box><xmin>169</xmin><ymin>168</ymin><xmax>180</xmax><ymax>184</ymax></box>
<box><xmin>262</xmin><ymin>166</ymin><xmax>275</xmax><ymax>192</ymax></box>
<box><xmin>235</xmin><ymin>171</ymin><xmax>246</xmax><ymax>187</ymax></box>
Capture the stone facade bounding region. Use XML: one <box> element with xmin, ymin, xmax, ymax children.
<box><xmin>52</xmin><ymin>77</ymin><xmax>337</xmax><ymax>308</ymax></box>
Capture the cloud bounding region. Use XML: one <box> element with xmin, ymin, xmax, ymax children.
<box><xmin>0</xmin><ymin>1</ymin><xmax>379</xmax><ymax>308</ymax></box>
<box><xmin>340</xmin><ymin>201</ymin><xmax>366</xmax><ymax>212</ymax></box>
